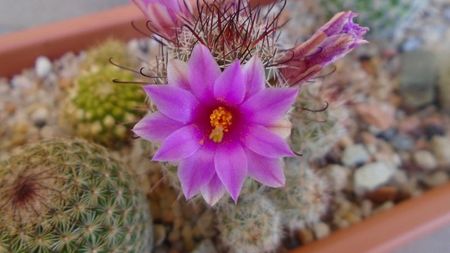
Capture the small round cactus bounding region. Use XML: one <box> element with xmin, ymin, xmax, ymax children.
<box><xmin>216</xmin><ymin>195</ymin><xmax>282</xmax><ymax>253</ymax></box>
<box><xmin>81</xmin><ymin>39</ymin><xmax>135</xmax><ymax>70</ymax></box>
<box><xmin>269</xmin><ymin>160</ymin><xmax>329</xmax><ymax>231</ymax></box>
<box><xmin>319</xmin><ymin>0</ymin><xmax>426</xmax><ymax>40</ymax></box>
<box><xmin>62</xmin><ymin>65</ymin><xmax>146</xmax><ymax>147</ymax></box>
<box><xmin>0</xmin><ymin>139</ymin><xmax>153</xmax><ymax>253</ymax></box>
<box><xmin>290</xmin><ymin>85</ymin><xmax>348</xmax><ymax>161</ymax></box>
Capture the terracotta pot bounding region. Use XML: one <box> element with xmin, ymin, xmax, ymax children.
<box><xmin>1</xmin><ymin>4</ymin><xmax>450</xmax><ymax>253</ymax></box>
<box><xmin>0</xmin><ymin>5</ymin><xmax>146</xmax><ymax>77</ymax></box>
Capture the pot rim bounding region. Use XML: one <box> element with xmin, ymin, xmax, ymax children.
<box><xmin>0</xmin><ymin>4</ymin><xmax>145</xmax><ymax>77</ymax></box>
<box><xmin>292</xmin><ymin>183</ymin><xmax>450</xmax><ymax>253</ymax></box>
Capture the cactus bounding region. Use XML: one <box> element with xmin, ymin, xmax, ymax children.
<box><xmin>318</xmin><ymin>0</ymin><xmax>426</xmax><ymax>40</ymax></box>
<box><xmin>61</xmin><ymin>65</ymin><xmax>146</xmax><ymax>147</ymax></box>
<box><xmin>81</xmin><ymin>39</ymin><xmax>135</xmax><ymax>70</ymax></box>
<box><xmin>290</xmin><ymin>84</ymin><xmax>348</xmax><ymax>161</ymax></box>
<box><xmin>216</xmin><ymin>194</ymin><xmax>282</xmax><ymax>253</ymax></box>
<box><xmin>268</xmin><ymin>160</ymin><xmax>329</xmax><ymax>231</ymax></box>
<box><xmin>0</xmin><ymin>139</ymin><xmax>153</xmax><ymax>253</ymax></box>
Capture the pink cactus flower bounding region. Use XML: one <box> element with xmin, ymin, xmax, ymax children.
<box><xmin>133</xmin><ymin>44</ymin><xmax>298</xmax><ymax>205</ymax></box>
<box><xmin>280</xmin><ymin>11</ymin><xmax>369</xmax><ymax>85</ymax></box>
<box><xmin>132</xmin><ymin>0</ymin><xmax>193</xmax><ymax>37</ymax></box>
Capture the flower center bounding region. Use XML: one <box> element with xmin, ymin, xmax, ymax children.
<box><xmin>209</xmin><ymin>106</ymin><xmax>233</xmax><ymax>143</ymax></box>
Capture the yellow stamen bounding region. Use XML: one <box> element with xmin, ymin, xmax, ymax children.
<box><xmin>209</xmin><ymin>106</ymin><xmax>233</xmax><ymax>143</ymax></box>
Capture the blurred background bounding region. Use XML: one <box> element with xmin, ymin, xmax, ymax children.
<box><xmin>0</xmin><ymin>0</ymin><xmax>127</xmax><ymax>34</ymax></box>
<box><xmin>0</xmin><ymin>1</ymin><xmax>449</xmax><ymax>253</ymax></box>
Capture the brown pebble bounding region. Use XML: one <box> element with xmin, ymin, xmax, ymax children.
<box><xmin>4</xmin><ymin>101</ymin><xmax>16</xmax><ymax>114</ymax></box>
<box><xmin>360</xmin><ymin>132</ymin><xmax>378</xmax><ymax>145</ymax></box>
<box><xmin>366</xmin><ymin>186</ymin><xmax>399</xmax><ymax>204</ymax></box>
<box><xmin>181</xmin><ymin>225</ymin><xmax>195</xmax><ymax>251</ymax></box>
<box><xmin>297</xmin><ymin>228</ymin><xmax>314</xmax><ymax>245</ymax></box>
<box><xmin>153</xmin><ymin>225</ymin><xmax>167</xmax><ymax>246</ymax></box>
<box><xmin>355</xmin><ymin>103</ymin><xmax>395</xmax><ymax>130</ymax></box>
<box><xmin>168</xmin><ymin>228</ymin><xmax>181</xmax><ymax>243</ymax></box>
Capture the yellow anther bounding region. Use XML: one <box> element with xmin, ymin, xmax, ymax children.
<box><xmin>209</xmin><ymin>107</ymin><xmax>233</xmax><ymax>143</ymax></box>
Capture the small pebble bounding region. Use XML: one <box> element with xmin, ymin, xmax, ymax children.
<box><xmin>192</xmin><ymin>240</ymin><xmax>218</xmax><ymax>253</ymax></box>
<box><xmin>375</xmin><ymin>128</ymin><xmax>397</xmax><ymax>142</ymax></box>
<box><xmin>342</xmin><ymin>144</ymin><xmax>371</xmax><ymax>167</ymax></box>
<box><xmin>413</xmin><ymin>150</ymin><xmax>438</xmax><ymax>171</ymax></box>
<box><xmin>181</xmin><ymin>225</ymin><xmax>194</xmax><ymax>251</ymax></box>
<box><xmin>355</xmin><ymin>103</ymin><xmax>395</xmax><ymax>130</ymax></box>
<box><xmin>11</xmin><ymin>76</ymin><xmax>34</xmax><ymax>90</ymax></box>
<box><xmin>354</xmin><ymin>162</ymin><xmax>396</xmax><ymax>194</ymax></box>
<box><xmin>31</xmin><ymin>106</ymin><xmax>49</xmax><ymax>128</ymax></box>
<box><xmin>35</xmin><ymin>56</ymin><xmax>53</xmax><ymax>78</ymax></box>
<box><xmin>312</xmin><ymin>222</ymin><xmax>330</xmax><ymax>240</ymax></box>
<box><xmin>373</xmin><ymin>201</ymin><xmax>395</xmax><ymax>215</ymax></box>
<box><xmin>423</xmin><ymin>124</ymin><xmax>446</xmax><ymax>139</ymax></box>
<box><xmin>431</xmin><ymin>136</ymin><xmax>450</xmax><ymax>166</ymax></box>
<box><xmin>153</xmin><ymin>225</ymin><xmax>167</xmax><ymax>246</ymax></box>
<box><xmin>361</xmin><ymin>200</ymin><xmax>373</xmax><ymax>218</ymax></box>
<box><xmin>366</xmin><ymin>186</ymin><xmax>398</xmax><ymax>204</ymax></box>
<box><xmin>390</xmin><ymin>133</ymin><xmax>415</xmax><ymax>151</ymax></box>
<box><xmin>297</xmin><ymin>228</ymin><xmax>314</xmax><ymax>244</ymax></box>
<box><xmin>422</xmin><ymin>171</ymin><xmax>449</xmax><ymax>187</ymax></box>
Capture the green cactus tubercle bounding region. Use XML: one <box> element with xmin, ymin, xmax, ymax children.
<box><xmin>63</xmin><ymin>65</ymin><xmax>145</xmax><ymax>146</ymax></box>
<box><xmin>0</xmin><ymin>139</ymin><xmax>153</xmax><ymax>253</ymax></box>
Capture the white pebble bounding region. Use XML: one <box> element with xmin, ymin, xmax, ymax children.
<box><xmin>423</xmin><ymin>171</ymin><xmax>449</xmax><ymax>187</ymax></box>
<box><xmin>35</xmin><ymin>56</ymin><xmax>53</xmax><ymax>78</ymax></box>
<box><xmin>342</xmin><ymin>144</ymin><xmax>370</xmax><ymax>167</ymax></box>
<box><xmin>31</xmin><ymin>106</ymin><xmax>49</xmax><ymax>128</ymax></box>
<box><xmin>312</xmin><ymin>222</ymin><xmax>330</xmax><ymax>240</ymax></box>
<box><xmin>413</xmin><ymin>150</ymin><xmax>437</xmax><ymax>171</ymax></box>
<box><xmin>432</xmin><ymin>136</ymin><xmax>450</xmax><ymax>167</ymax></box>
<box><xmin>11</xmin><ymin>76</ymin><xmax>34</xmax><ymax>89</ymax></box>
<box><xmin>354</xmin><ymin>162</ymin><xmax>396</xmax><ymax>194</ymax></box>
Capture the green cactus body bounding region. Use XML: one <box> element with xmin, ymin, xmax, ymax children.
<box><xmin>62</xmin><ymin>65</ymin><xmax>145</xmax><ymax>146</ymax></box>
<box><xmin>217</xmin><ymin>195</ymin><xmax>281</xmax><ymax>253</ymax></box>
<box><xmin>0</xmin><ymin>140</ymin><xmax>153</xmax><ymax>253</ymax></box>
<box><xmin>81</xmin><ymin>39</ymin><xmax>134</xmax><ymax>70</ymax></box>
<box><xmin>269</xmin><ymin>161</ymin><xmax>328</xmax><ymax>231</ymax></box>
<box><xmin>319</xmin><ymin>0</ymin><xmax>426</xmax><ymax>39</ymax></box>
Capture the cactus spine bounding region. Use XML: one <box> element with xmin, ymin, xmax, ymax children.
<box><xmin>216</xmin><ymin>194</ymin><xmax>282</xmax><ymax>253</ymax></box>
<box><xmin>269</xmin><ymin>160</ymin><xmax>329</xmax><ymax>231</ymax></box>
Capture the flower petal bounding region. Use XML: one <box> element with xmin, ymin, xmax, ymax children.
<box><xmin>178</xmin><ymin>147</ymin><xmax>215</xmax><ymax>199</ymax></box>
<box><xmin>267</xmin><ymin>118</ymin><xmax>292</xmax><ymax>139</ymax></box>
<box><xmin>188</xmin><ymin>44</ymin><xmax>221</xmax><ymax>102</ymax></box>
<box><xmin>240</xmin><ymin>88</ymin><xmax>298</xmax><ymax>124</ymax></box>
<box><xmin>167</xmin><ymin>59</ymin><xmax>190</xmax><ymax>89</ymax></box>
<box><xmin>144</xmin><ymin>85</ymin><xmax>198</xmax><ymax>124</ymax></box>
<box><xmin>133</xmin><ymin>112</ymin><xmax>184</xmax><ymax>142</ymax></box>
<box><xmin>214</xmin><ymin>60</ymin><xmax>246</xmax><ymax>105</ymax></box>
<box><xmin>214</xmin><ymin>143</ymin><xmax>248</xmax><ymax>202</ymax></box>
<box><xmin>243</xmin><ymin>125</ymin><xmax>294</xmax><ymax>158</ymax></box>
<box><xmin>243</xmin><ymin>56</ymin><xmax>265</xmax><ymax>98</ymax></box>
<box><xmin>153</xmin><ymin>124</ymin><xmax>203</xmax><ymax>161</ymax></box>
<box><xmin>201</xmin><ymin>174</ymin><xmax>226</xmax><ymax>206</ymax></box>
<box><xmin>147</xmin><ymin>3</ymin><xmax>177</xmax><ymax>30</ymax></box>
<box><xmin>246</xmin><ymin>150</ymin><xmax>285</xmax><ymax>187</ymax></box>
